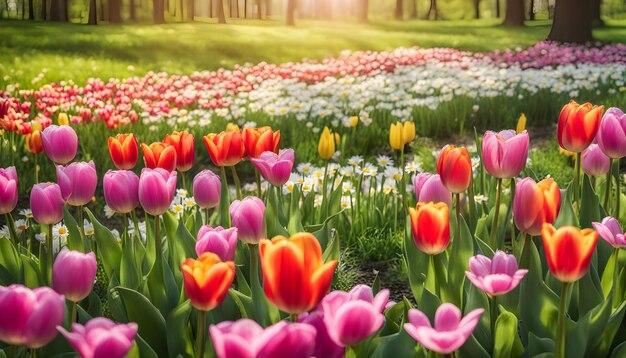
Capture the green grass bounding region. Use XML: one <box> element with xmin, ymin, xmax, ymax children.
<box><xmin>1</xmin><ymin>19</ymin><xmax>625</xmax><ymax>88</ymax></box>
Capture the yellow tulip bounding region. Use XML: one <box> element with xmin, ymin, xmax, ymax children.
<box><xmin>334</xmin><ymin>132</ymin><xmax>341</xmax><ymax>145</ymax></box>
<box><xmin>403</xmin><ymin>121</ymin><xmax>416</xmax><ymax>144</ymax></box>
<box><xmin>389</xmin><ymin>122</ymin><xmax>404</xmax><ymax>151</ymax></box>
<box><xmin>57</xmin><ymin>113</ymin><xmax>69</xmax><ymax>126</ymax></box>
<box><xmin>226</xmin><ymin>123</ymin><xmax>240</xmax><ymax>132</ymax></box>
<box><xmin>318</xmin><ymin>127</ymin><xmax>336</xmax><ymax>160</ymax></box>
<box><xmin>348</xmin><ymin>116</ymin><xmax>359</xmax><ymax>127</ymax></box>
<box><xmin>517</xmin><ymin>113</ymin><xmax>527</xmax><ymax>134</ymax></box>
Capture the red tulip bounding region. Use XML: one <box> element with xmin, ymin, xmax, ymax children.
<box><xmin>203</xmin><ymin>130</ymin><xmax>246</xmax><ymax>167</ymax></box>
<box><xmin>108</xmin><ymin>134</ymin><xmax>138</xmax><ymax>170</ymax></box>
<box><xmin>243</xmin><ymin>127</ymin><xmax>280</xmax><ymax>158</ymax></box>
<box><xmin>541</xmin><ymin>224</ymin><xmax>598</xmax><ymax>283</ymax></box>
<box><xmin>141</xmin><ymin>142</ymin><xmax>177</xmax><ymax>172</ymax></box>
<box><xmin>436</xmin><ymin>145</ymin><xmax>472</xmax><ymax>194</ymax></box>
<box><xmin>163</xmin><ymin>130</ymin><xmax>195</xmax><ymax>172</ymax></box>
<box><xmin>557</xmin><ymin>100</ymin><xmax>603</xmax><ymax>153</ymax></box>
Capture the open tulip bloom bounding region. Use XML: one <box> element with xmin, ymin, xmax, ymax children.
<box><xmin>58</xmin><ymin>318</ymin><xmax>138</xmax><ymax>358</ymax></box>
<box><xmin>466</xmin><ymin>251</ymin><xmax>528</xmax><ymax>297</ymax></box>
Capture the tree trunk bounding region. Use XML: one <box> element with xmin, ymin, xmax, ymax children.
<box><xmin>286</xmin><ymin>0</ymin><xmax>295</xmax><ymax>25</ymax></box>
<box><xmin>215</xmin><ymin>0</ymin><xmax>225</xmax><ymax>22</ymax></box>
<box><xmin>256</xmin><ymin>0</ymin><xmax>261</xmax><ymax>18</ymax></box>
<box><xmin>99</xmin><ymin>0</ymin><xmax>105</xmax><ymax>21</ymax></box>
<box><xmin>528</xmin><ymin>0</ymin><xmax>534</xmax><ymax>20</ymax></box>
<box><xmin>408</xmin><ymin>0</ymin><xmax>417</xmax><ymax>18</ymax></box>
<box><xmin>49</xmin><ymin>0</ymin><xmax>68</xmax><ymax>21</ymax></box>
<box><xmin>357</xmin><ymin>0</ymin><xmax>368</xmax><ymax>22</ymax></box>
<box><xmin>186</xmin><ymin>0</ymin><xmax>193</xmax><ymax>20</ymax></box>
<box><xmin>28</xmin><ymin>0</ymin><xmax>33</xmax><ymax>19</ymax></box>
<box><xmin>153</xmin><ymin>0</ymin><xmax>164</xmax><ymax>23</ymax></box>
<box><xmin>495</xmin><ymin>0</ymin><xmax>500</xmax><ymax>17</ymax></box>
<box><xmin>265</xmin><ymin>0</ymin><xmax>270</xmax><ymax>16</ymax></box>
<box><xmin>474</xmin><ymin>0</ymin><xmax>479</xmax><ymax>18</ymax></box>
<box><xmin>208</xmin><ymin>0</ymin><xmax>212</xmax><ymax>16</ymax></box>
<box><xmin>502</xmin><ymin>0</ymin><xmax>523</xmax><ymax>25</ymax></box>
<box><xmin>547</xmin><ymin>0</ymin><xmax>593</xmax><ymax>43</ymax></box>
<box><xmin>425</xmin><ymin>0</ymin><xmax>437</xmax><ymax>19</ymax></box>
<box><xmin>178</xmin><ymin>0</ymin><xmax>183</xmax><ymax>20</ymax></box>
<box><xmin>129</xmin><ymin>0</ymin><xmax>136</xmax><ymax>20</ymax></box>
<box><xmin>88</xmin><ymin>0</ymin><xmax>97</xmax><ymax>24</ymax></box>
<box><xmin>394</xmin><ymin>0</ymin><xmax>402</xmax><ymax>19</ymax></box>
<box><xmin>591</xmin><ymin>0</ymin><xmax>604</xmax><ymax>27</ymax></box>
<box><xmin>109</xmin><ymin>0</ymin><xmax>123</xmax><ymax>22</ymax></box>
<box><xmin>21</xmin><ymin>0</ymin><xmax>25</xmax><ymax>19</ymax></box>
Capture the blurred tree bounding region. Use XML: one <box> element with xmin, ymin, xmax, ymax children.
<box><xmin>286</xmin><ymin>0</ymin><xmax>295</xmax><ymax>25</ymax></box>
<box><xmin>425</xmin><ymin>0</ymin><xmax>437</xmax><ymax>19</ymax></box>
<box><xmin>41</xmin><ymin>0</ymin><xmax>46</xmax><ymax>19</ymax></box>
<box><xmin>408</xmin><ymin>0</ymin><xmax>417</xmax><ymax>18</ymax></box>
<box><xmin>495</xmin><ymin>0</ymin><xmax>500</xmax><ymax>17</ymax></box>
<box><xmin>528</xmin><ymin>0</ymin><xmax>535</xmax><ymax>20</ymax></box>
<box><xmin>153</xmin><ymin>0</ymin><xmax>164</xmax><ymax>23</ymax></box>
<box><xmin>186</xmin><ymin>0</ymin><xmax>193</xmax><ymax>20</ymax></box>
<box><xmin>256</xmin><ymin>0</ymin><xmax>261</xmax><ymax>18</ymax></box>
<box><xmin>49</xmin><ymin>0</ymin><xmax>68</xmax><ymax>20</ymax></box>
<box><xmin>265</xmin><ymin>0</ymin><xmax>270</xmax><ymax>16</ymax></box>
<box><xmin>129</xmin><ymin>0</ymin><xmax>136</xmax><ymax>20</ymax></box>
<box><xmin>591</xmin><ymin>0</ymin><xmax>605</xmax><ymax>26</ymax></box>
<box><xmin>395</xmin><ymin>0</ymin><xmax>403</xmax><ymax>19</ymax></box>
<box><xmin>357</xmin><ymin>0</ymin><xmax>368</xmax><ymax>22</ymax></box>
<box><xmin>109</xmin><ymin>0</ymin><xmax>123</xmax><ymax>22</ymax></box>
<box><xmin>503</xmin><ymin>0</ymin><xmax>524</xmax><ymax>25</ymax></box>
<box><xmin>547</xmin><ymin>0</ymin><xmax>592</xmax><ymax>42</ymax></box>
<box><xmin>28</xmin><ymin>0</ymin><xmax>33</xmax><ymax>19</ymax></box>
<box><xmin>88</xmin><ymin>0</ymin><xmax>97</xmax><ymax>24</ymax></box>
<box><xmin>216</xmin><ymin>0</ymin><xmax>225</xmax><ymax>22</ymax></box>
<box><xmin>474</xmin><ymin>0</ymin><xmax>479</xmax><ymax>18</ymax></box>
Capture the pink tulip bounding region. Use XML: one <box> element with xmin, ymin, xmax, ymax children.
<box><xmin>582</xmin><ymin>143</ymin><xmax>611</xmax><ymax>177</ymax></box>
<box><xmin>41</xmin><ymin>125</ymin><xmax>79</xmax><ymax>164</ymax></box>
<box><xmin>229</xmin><ymin>196</ymin><xmax>265</xmax><ymax>244</ymax></box>
<box><xmin>0</xmin><ymin>166</ymin><xmax>18</xmax><ymax>214</ymax></box>
<box><xmin>465</xmin><ymin>251</ymin><xmax>528</xmax><ymax>297</ymax></box>
<box><xmin>193</xmin><ymin>170</ymin><xmax>221</xmax><ymax>209</ymax></box>
<box><xmin>482</xmin><ymin>130</ymin><xmax>529</xmax><ymax>179</ymax></box>
<box><xmin>404</xmin><ymin>303</ymin><xmax>484</xmax><ymax>355</ymax></box>
<box><xmin>138</xmin><ymin>168</ymin><xmax>177</xmax><ymax>216</ymax></box>
<box><xmin>596</xmin><ymin>108</ymin><xmax>626</xmax><ymax>159</ymax></box>
<box><xmin>250</xmin><ymin>149</ymin><xmax>295</xmax><ymax>187</ymax></box>
<box><xmin>195</xmin><ymin>225</ymin><xmax>238</xmax><ymax>261</ymax></box>
<box><xmin>592</xmin><ymin>216</ymin><xmax>626</xmax><ymax>248</ymax></box>
<box><xmin>413</xmin><ymin>173</ymin><xmax>451</xmax><ymax>206</ymax></box>
<box><xmin>210</xmin><ymin>319</ymin><xmax>316</xmax><ymax>358</ymax></box>
<box><xmin>56</xmin><ymin>160</ymin><xmax>97</xmax><ymax>206</ymax></box>
<box><xmin>58</xmin><ymin>317</ymin><xmax>138</xmax><ymax>358</ymax></box>
<box><xmin>0</xmin><ymin>284</ymin><xmax>65</xmax><ymax>348</ymax></box>
<box><xmin>103</xmin><ymin>170</ymin><xmax>140</xmax><ymax>214</ymax></box>
<box><xmin>53</xmin><ymin>248</ymin><xmax>97</xmax><ymax>302</ymax></box>
<box><xmin>298</xmin><ymin>311</ymin><xmax>345</xmax><ymax>358</ymax></box>
<box><xmin>30</xmin><ymin>182</ymin><xmax>65</xmax><ymax>225</ymax></box>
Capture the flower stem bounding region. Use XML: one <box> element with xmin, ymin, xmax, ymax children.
<box><xmin>71</xmin><ymin>301</ymin><xmax>77</xmax><ymax>323</ymax></box>
<box><xmin>182</xmin><ymin>171</ymin><xmax>187</xmax><ymax>192</ymax></box>
<box><xmin>555</xmin><ymin>282</ymin><xmax>570</xmax><ymax>358</ymax></box>
<box><xmin>230</xmin><ymin>166</ymin><xmax>243</xmax><ymax>200</ymax></box>
<box><xmin>490</xmin><ymin>178</ymin><xmax>502</xmax><ymax>249</ymax></box>
<box><xmin>573</xmin><ymin>152</ymin><xmax>581</xmax><ymax>211</ymax></box>
<box><xmin>455</xmin><ymin>193</ymin><xmax>461</xmax><ymax>243</ymax></box>
<box><xmin>255</xmin><ymin>171</ymin><xmax>262</xmax><ymax>198</ymax></box>
<box><xmin>321</xmin><ymin>160</ymin><xmax>329</xmax><ymax>218</ymax></box>
<box><xmin>430</xmin><ymin>254</ymin><xmax>440</xmax><ymax>297</ymax></box>
<box><xmin>154</xmin><ymin>215</ymin><xmax>162</xmax><ymax>267</ymax></box>
<box><xmin>616</xmin><ymin>160</ymin><xmax>621</xmax><ymax>220</ymax></box>
<box><xmin>78</xmin><ymin>205</ymin><xmax>84</xmax><ymax>238</ymax></box>
<box><xmin>5</xmin><ymin>213</ymin><xmax>18</xmax><ymax>246</ymax></box>
<box><xmin>47</xmin><ymin>224</ymin><xmax>54</xmax><ymax>286</ymax></box>
<box><xmin>205</xmin><ymin>208</ymin><xmax>211</xmax><ymax>226</ymax></box>
<box><xmin>490</xmin><ymin>296</ymin><xmax>498</xmax><ymax>346</ymax></box>
<box><xmin>34</xmin><ymin>154</ymin><xmax>39</xmax><ymax>183</ymax></box>
<box><xmin>195</xmin><ymin>310</ymin><xmax>206</xmax><ymax>358</ymax></box>
<box><xmin>30</xmin><ymin>348</ymin><xmax>37</xmax><ymax>358</ymax></box>
<box><xmin>604</xmin><ymin>159</ymin><xmax>612</xmax><ymax>211</ymax></box>
<box><xmin>400</xmin><ymin>147</ymin><xmax>407</xmax><ymax>212</ymax></box>
<box><xmin>613</xmin><ymin>248</ymin><xmax>620</xmax><ymax>307</ymax></box>
<box><xmin>290</xmin><ymin>313</ymin><xmax>298</xmax><ymax>322</ymax></box>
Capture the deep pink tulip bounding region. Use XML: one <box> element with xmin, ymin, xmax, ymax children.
<box><xmin>30</xmin><ymin>182</ymin><xmax>65</xmax><ymax>225</ymax></box>
<box><xmin>592</xmin><ymin>216</ymin><xmax>626</xmax><ymax>248</ymax></box>
<box><xmin>596</xmin><ymin>108</ymin><xmax>626</xmax><ymax>159</ymax></box>
<box><xmin>229</xmin><ymin>196</ymin><xmax>265</xmax><ymax>244</ymax></box>
<box><xmin>482</xmin><ymin>130</ymin><xmax>529</xmax><ymax>179</ymax></box>
<box><xmin>53</xmin><ymin>248</ymin><xmax>97</xmax><ymax>302</ymax></box>
<box><xmin>465</xmin><ymin>251</ymin><xmax>528</xmax><ymax>297</ymax></box>
<box><xmin>582</xmin><ymin>143</ymin><xmax>611</xmax><ymax>177</ymax></box>
<box><xmin>0</xmin><ymin>166</ymin><xmax>18</xmax><ymax>214</ymax></box>
<box><xmin>193</xmin><ymin>170</ymin><xmax>221</xmax><ymax>209</ymax></box>
<box><xmin>298</xmin><ymin>311</ymin><xmax>345</xmax><ymax>358</ymax></box>
<box><xmin>250</xmin><ymin>149</ymin><xmax>295</xmax><ymax>187</ymax></box>
<box><xmin>209</xmin><ymin>319</ymin><xmax>316</xmax><ymax>358</ymax></box>
<box><xmin>413</xmin><ymin>173</ymin><xmax>451</xmax><ymax>206</ymax></box>
<box><xmin>138</xmin><ymin>168</ymin><xmax>177</xmax><ymax>216</ymax></box>
<box><xmin>195</xmin><ymin>225</ymin><xmax>238</xmax><ymax>261</ymax></box>
<box><xmin>103</xmin><ymin>170</ymin><xmax>140</xmax><ymax>214</ymax></box>
<box><xmin>56</xmin><ymin>160</ymin><xmax>97</xmax><ymax>206</ymax></box>
<box><xmin>404</xmin><ymin>304</ymin><xmax>484</xmax><ymax>355</ymax></box>
<box><xmin>58</xmin><ymin>317</ymin><xmax>138</xmax><ymax>358</ymax></box>
<box><xmin>41</xmin><ymin>125</ymin><xmax>79</xmax><ymax>164</ymax></box>
<box><xmin>0</xmin><ymin>284</ymin><xmax>65</xmax><ymax>348</ymax></box>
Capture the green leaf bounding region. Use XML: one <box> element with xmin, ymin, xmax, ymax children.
<box><xmin>218</xmin><ymin>167</ymin><xmax>231</xmax><ymax>227</ymax></box>
<box><xmin>265</xmin><ymin>185</ymin><xmax>289</xmax><ymax>238</ymax></box>
<box><xmin>555</xmin><ymin>184</ymin><xmax>579</xmax><ymax>228</ymax></box>
<box><xmin>371</xmin><ymin>330</ymin><xmax>419</xmax><ymax>358</ymax></box>
<box><xmin>120</xmin><ymin>234</ymin><xmax>141</xmax><ymax>290</ymax></box>
<box><xmin>20</xmin><ymin>254</ymin><xmax>41</xmax><ymax>288</ymax></box>
<box><xmin>63</xmin><ymin>206</ymin><xmax>83</xmax><ymax>252</ymax></box>
<box><xmin>287</xmin><ymin>185</ymin><xmax>305</xmax><ymax>235</ymax></box>
<box><xmin>448</xmin><ymin>215</ymin><xmax>474</xmax><ymax>307</ymax></box>
<box><xmin>166</xmin><ymin>300</ymin><xmax>194</xmax><ymax>358</ymax></box>
<box><xmin>457</xmin><ymin>333</ymin><xmax>491</xmax><ymax>358</ymax></box>
<box><xmin>85</xmin><ymin>208</ymin><xmax>121</xmax><ymax>278</ymax></box>
<box><xmin>322</xmin><ymin>228</ymin><xmax>340</xmax><ymax>263</ymax></box>
<box><xmin>228</xmin><ymin>289</ymin><xmax>252</xmax><ymax>319</ymax></box>
<box><xmin>403</xmin><ymin>215</ymin><xmax>429</xmax><ymax>305</ymax></box>
<box><xmin>312</xmin><ymin>209</ymin><xmax>345</xmax><ymax>251</ymax></box>
<box><xmin>611</xmin><ymin>341</ymin><xmax>626</xmax><ymax>358</ymax></box>
<box><xmin>493</xmin><ymin>308</ymin><xmax>524</xmax><ymax>358</ymax></box>
<box><xmin>527</xmin><ymin>332</ymin><xmax>554</xmax><ymax>357</ymax></box>
<box><xmin>580</xmin><ymin>175</ymin><xmax>601</xmax><ymax>229</ymax></box>
<box><xmin>584</xmin><ymin>299</ymin><xmax>626</xmax><ymax>357</ymax></box>
<box><xmin>0</xmin><ymin>236</ymin><xmax>21</xmax><ymax>284</ymax></box>
<box><xmin>465</xmin><ymin>284</ymin><xmax>491</xmax><ymax>351</ymax></box>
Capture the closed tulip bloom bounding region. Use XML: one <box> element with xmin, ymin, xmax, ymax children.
<box><xmin>30</xmin><ymin>182</ymin><xmax>65</xmax><ymax>225</ymax></box>
<box><xmin>557</xmin><ymin>100</ymin><xmax>604</xmax><ymax>153</ymax></box>
<box><xmin>403</xmin><ymin>121</ymin><xmax>416</xmax><ymax>144</ymax></box>
<box><xmin>437</xmin><ymin>145</ymin><xmax>472</xmax><ymax>194</ymax></box>
<box><xmin>413</xmin><ymin>173</ymin><xmax>451</xmax><ymax>207</ymax></box>
<box><xmin>389</xmin><ymin>122</ymin><xmax>404</xmax><ymax>150</ymax></box>
<box><xmin>409</xmin><ymin>202</ymin><xmax>450</xmax><ymax>255</ymax></box>
<box><xmin>318</xmin><ymin>127</ymin><xmax>336</xmax><ymax>160</ymax></box>
<box><xmin>163</xmin><ymin>130</ymin><xmax>195</xmax><ymax>172</ymax></box>
<box><xmin>181</xmin><ymin>252</ymin><xmax>235</xmax><ymax>311</ymax></box>
<box><xmin>465</xmin><ymin>251</ymin><xmax>528</xmax><ymax>297</ymax></box>
<box><xmin>108</xmin><ymin>134</ymin><xmax>138</xmax><ymax>170</ymax></box>
<box><xmin>404</xmin><ymin>304</ymin><xmax>484</xmax><ymax>355</ymax></box>
<box><xmin>58</xmin><ymin>318</ymin><xmax>138</xmax><ymax>358</ymax></box>
<box><xmin>195</xmin><ymin>225</ymin><xmax>238</xmax><ymax>262</ymax></box>
<box><xmin>141</xmin><ymin>142</ymin><xmax>177</xmax><ymax>172</ymax></box>
<box><xmin>0</xmin><ymin>284</ymin><xmax>65</xmax><ymax>348</ymax></box>
<box><xmin>482</xmin><ymin>130</ymin><xmax>529</xmax><ymax>179</ymax></box>
<box><xmin>56</xmin><ymin>160</ymin><xmax>97</xmax><ymax>206</ymax></box>
<box><xmin>210</xmin><ymin>319</ymin><xmax>316</xmax><ymax>358</ymax></box>
<box><xmin>250</xmin><ymin>149</ymin><xmax>295</xmax><ymax>187</ymax></box>
<box><xmin>0</xmin><ymin>166</ymin><xmax>18</xmax><ymax>214</ymax></box>
<box><xmin>26</xmin><ymin>129</ymin><xmax>45</xmax><ymax>155</ymax></box>
<box><xmin>592</xmin><ymin>216</ymin><xmax>626</xmax><ymax>248</ymax></box>
<box><xmin>298</xmin><ymin>311</ymin><xmax>345</xmax><ymax>358</ymax></box>
<box><xmin>260</xmin><ymin>233</ymin><xmax>337</xmax><ymax>314</ymax></box>
<box><xmin>229</xmin><ymin>196</ymin><xmax>265</xmax><ymax>244</ymax></box>
<box><xmin>596</xmin><ymin>108</ymin><xmax>626</xmax><ymax>159</ymax></box>
<box><xmin>193</xmin><ymin>170</ymin><xmax>221</xmax><ymax>209</ymax></box>
<box><xmin>103</xmin><ymin>170</ymin><xmax>139</xmax><ymax>214</ymax></box>
<box><xmin>53</xmin><ymin>248</ymin><xmax>97</xmax><ymax>302</ymax></box>
<box><xmin>243</xmin><ymin>126</ymin><xmax>281</xmax><ymax>158</ymax></box>
<box><xmin>516</xmin><ymin>113</ymin><xmax>527</xmax><ymax>134</ymax></box>
<box><xmin>513</xmin><ymin>178</ymin><xmax>561</xmax><ymax>236</ymax></box>
<box><xmin>541</xmin><ymin>224</ymin><xmax>598</xmax><ymax>283</ymax></box>
<box><xmin>138</xmin><ymin>168</ymin><xmax>177</xmax><ymax>216</ymax></box>
<box><xmin>203</xmin><ymin>130</ymin><xmax>246</xmax><ymax>167</ymax></box>
<box><xmin>582</xmin><ymin>143</ymin><xmax>611</xmax><ymax>177</ymax></box>
<box><xmin>41</xmin><ymin>125</ymin><xmax>78</xmax><ymax>164</ymax></box>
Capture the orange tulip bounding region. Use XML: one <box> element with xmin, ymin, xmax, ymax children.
<box><xmin>409</xmin><ymin>202</ymin><xmax>450</xmax><ymax>255</ymax></box>
<box><xmin>141</xmin><ymin>142</ymin><xmax>177</xmax><ymax>172</ymax></box>
<box><xmin>242</xmin><ymin>127</ymin><xmax>280</xmax><ymax>158</ymax></box>
<box><xmin>203</xmin><ymin>130</ymin><xmax>246</xmax><ymax>167</ymax></box>
<box><xmin>557</xmin><ymin>100</ymin><xmax>603</xmax><ymax>153</ymax></box>
<box><xmin>436</xmin><ymin>145</ymin><xmax>472</xmax><ymax>194</ymax></box>
<box><xmin>26</xmin><ymin>130</ymin><xmax>44</xmax><ymax>155</ymax></box>
<box><xmin>541</xmin><ymin>224</ymin><xmax>598</xmax><ymax>283</ymax></box>
<box><xmin>108</xmin><ymin>134</ymin><xmax>139</xmax><ymax>170</ymax></box>
<box><xmin>259</xmin><ymin>233</ymin><xmax>337</xmax><ymax>314</ymax></box>
<box><xmin>181</xmin><ymin>253</ymin><xmax>235</xmax><ymax>311</ymax></box>
<box><xmin>163</xmin><ymin>130</ymin><xmax>195</xmax><ymax>172</ymax></box>
<box><xmin>513</xmin><ymin>178</ymin><xmax>561</xmax><ymax>236</ymax></box>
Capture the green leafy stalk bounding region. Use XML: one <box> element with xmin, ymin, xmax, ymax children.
<box><xmin>555</xmin><ymin>282</ymin><xmax>569</xmax><ymax>358</ymax></box>
<box><xmin>230</xmin><ymin>166</ymin><xmax>243</xmax><ymax>200</ymax></box>
<box><xmin>490</xmin><ymin>178</ymin><xmax>502</xmax><ymax>250</ymax></box>
<box><xmin>195</xmin><ymin>310</ymin><xmax>206</xmax><ymax>358</ymax></box>
<box><xmin>573</xmin><ymin>152</ymin><xmax>581</xmax><ymax>211</ymax></box>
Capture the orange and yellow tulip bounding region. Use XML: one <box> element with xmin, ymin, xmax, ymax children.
<box><xmin>25</xmin><ymin>124</ymin><xmax>44</xmax><ymax>155</ymax></box>
<box><xmin>181</xmin><ymin>253</ymin><xmax>235</xmax><ymax>311</ymax></box>
<box><xmin>557</xmin><ymin>100</ymin><xmax>603</xmax><ymax>153</ymax></box>
<box><xmin>108</xmin><ymin>134</ymin><xmax>139</xmax><ymax>170</ymax></box>
<box><xmin>541</xmin><ymin>224</ymin><xmax>598</xmax><ymax>283</ymax></box>
<box><xmin>163</xmin><ymin>130</ymin><xmax>195</xmax><ymax>172</ymax></box>
<box><xmin>242</xmin><ymin>127</ymin><xmax>280</xmax><ymax>158</ymax></box>
<box><xmin>409</xmin><ymin>202</ymin><xmax>450</xmax><ymax>255</ymax></box>
<box><xmin>140</xmin><ymin>141</ymin><xmax>177</xmax><ymax>172</ymax></box>
<box><xmin>436</xmin><ymin>145</ymin><xmax>472</xmax><ymax>194</ymax></box>
<box><xmin>203</xmin><ymin>130</ymin><xmax>246</xmax><ymax>167</ymax></box>
<box><xmin>513</xmin><ymin>178</ymin><xmax>561</xmax><ymax>236</ymax></box>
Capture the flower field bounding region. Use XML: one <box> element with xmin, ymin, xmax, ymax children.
<box><xmin>1</xmin><ymin>40</ymin><xmax>626</xmax><ymax>358</ymax></box>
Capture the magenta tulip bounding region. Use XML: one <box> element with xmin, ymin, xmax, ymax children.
<box><xmin>195</xmin><ymin>225</ymin><xmax>238</xmax><ymax>261</ymax></box>
<box><xmin>582</xmin><ymin>143</ymin><xmax>611</xmax><ymax>177</ymax></box>
<box><xmin>0</xmin><ymin>166</ymin><xmax>18</xmax><ymax>214</ymax></box>
<box><xmin>404</xmin><ymin>303</ymin><xmax>484</xmax><ymax>355</ymax></box>
<box><xmin>229</xmin><ymin>196</ymin><xmax>265</xmax><ymax>244</ymax></box>
<box><xmin>30</xmin><ymin>182</ymin><xmax>65</xmax><ymax>225</ymax></box>
<box><xmin>103</xmin><ymin>170</ymin><xmax>140</xmax><ymax>214</ymax></box>
<box><xmin>210</xmin><ymin>319</ymin><xmax>316</xmax><ymax>358</ymax></box>
<box><xmin>465</xmin><ymin>251</ymin><xmax>528</xmax><ymax>297</ymax></box>
<box><xmin>56</xmin><ymin>160</ymin><xmax>97</xmax><ymax>206</ymax></box>
<box><xmin>413</xmin><ymin>173</ymin><xmax>451</xmax><ymax>206</ymax></box>
<box><xmin>53</xmin><ymin>248</ymin><xmax>97</xmax><ymax>302</ymax></box>
<box><xmin>596</xmin><ymin>107</ymin><xmax>626</xmax><ymax>159</ymax></box>
<box><xmin>58</xmin><ymin>317</ymin><xmax>138</xmax><ymax>358</ymax></box>
<box><xmin>298</xmin><ymin>311</ymin><xmax>345</xmax><ymax>358</ymax></box>
<box><xmin>0</xmin><ymin>284</ymin><xmax>65</xmax><ymax>348</ymax></box>
<box><xmin>138</xmin><ymin>168</ymin><xmax>177</xmax><ymax>216</ymax></box>
<box><xmin>250</xmin><ymin>149</ymin><xmax>295</xmax><ymax>187</ymax></box>
<box><xmin>482</xmin><ymin>130</ymin><xmax>529</xmax><ymax>179</ymax></box>
<box><xmin>593</xmin><ymin>216</ymin><xmax>626</xmax><ymax>248</ymax></box>
<box><xmin>41</xmin><ymin>125</ymin><xmax>79</xmax><ymax>164</ymax></box>
<box><xmin>193</xmin><ymin>170</ymin><xmax>221</xmax><ymax>209</ymax></box>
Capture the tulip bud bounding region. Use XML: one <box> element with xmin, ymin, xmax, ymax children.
<box><xmin>30</xmin><ymin>182</ymin><xmax>65</xmax><ymax>225</ymax></box>
<box><xmin>163</xmin><ymin>130</ymin><xmax>195</xmax><ymax>172</ymax></box>
<box><xmin>0</xmin><ymin>166</ymin><xmax>18</xmax><ymax>215</ymax></box>
<box><xmin>204</xmin><ymin>130</ymin><xmax>246</xmax><ymax>167</ymax></box>
<box><xmin>436</xmin><ymin>145</ymin><xmax>472</xmax><ymax>194</ymax></box>
<box><xmin>195</xmin><ymin>225</ymin><xmax>238</xmax><ymax>262</ymax></box>
<box><xmin>348</xmin><ymin>116</ymin><xmax>359</xmax><ymax>127</ymax></box>
<box><xmin>103</xmin><ymin>170</ymin><xmax>140</xmax><ymax>214</ymax></box>
<box><xmin>409</xmin><ymin>202</ymin><xmax>450</xmax><ymax>255</ymax></box>
<box><xmin>57</xmin><ymin>113</ymin><xmax>69</xmax><ymax>126</ymax></box>
<box><xmin>181</xmin><ymin>253</ymin><xmax>235</xmax><ymax>311</ymax></box>
<box><xmin>250</xmin><ymin>149</ymin><xmax>295</xmax><ymax>187</ymax></box>
<box><xmin>482</xmin><ymin>130</ymin><xmax>529</xmax><ymax>179</ymax></box>
<box><xmin>513</xmin><ymin>178</ymin><xmax>561</xmax><ymax>236</ymax></box>
<box><xmin>138</xmin><ymin>168</ymin><xmax>177</xmax><ymax>216</ymax></box>
<box><xmin>141</xmin><ymin>142</ymin><xmax>177</xmax><ymax>172</ymax></box>
<box><xmin>53</xmin><ymin>249</ymin><xmax>97</xmax><ymax>302</ymax></box>
<box><xmin>193</xmin><ymin>170</ymin><xmax>221</xmax><ymax>209</ymax></box>
<box><xmin>41</xmin><ymin>125</ymin><xmax>78</xmax><ymax>164</ymax></box>
<box><xmin>582</xmin><ymin>143</ymin><xmax>611</xmax><ymax>177</ymax></box>
<box><xmin>596</xmin><ymin>107</ymin><xmax>626</xmax><ymax>159</ymax></box>
<box><xmin>243</xmin><ymin>127</ymin><xmax>280</xmax><ymax>158</ymax></box>
<box><xmin>318</xmin><ymin>127</ymin><xmax>336</xmax><ymax>160</ymax></box>
<box><xmin>541</xmin><ymin>224</ymin><xmax>598</xmax><ymax>283</ymax></box>
<box><xmin>403</xmin><ymin>121</ymin><xmax>416</xmax><ymax>144</ymax></box>
<box><xmin>229</xmin><ymin>196</ymin><xmax>265</xmax><ymax>244</ymax></box>
<box><xmin>108</xmin><ymin>133</ymin><xmax>138</xmax><ymax>170</ymax></box>
<box><xmin>516</xmin><ymin>113</ymin><xmax>527</xmax><ymax>134</ymax></box>
<box><xmin>25</xmin><ymin>130</ymin><xmax>44</xmax><ymax>155</ymax></box>
<box><xmin>56</xmin><ymin>161</ymin><xmax>98</xmax><ymax>207</ymax></box>
<box><xmin>389</xmin><ymin>122</ymin><xmax>404</xmax><ymax>150</ymax></box>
